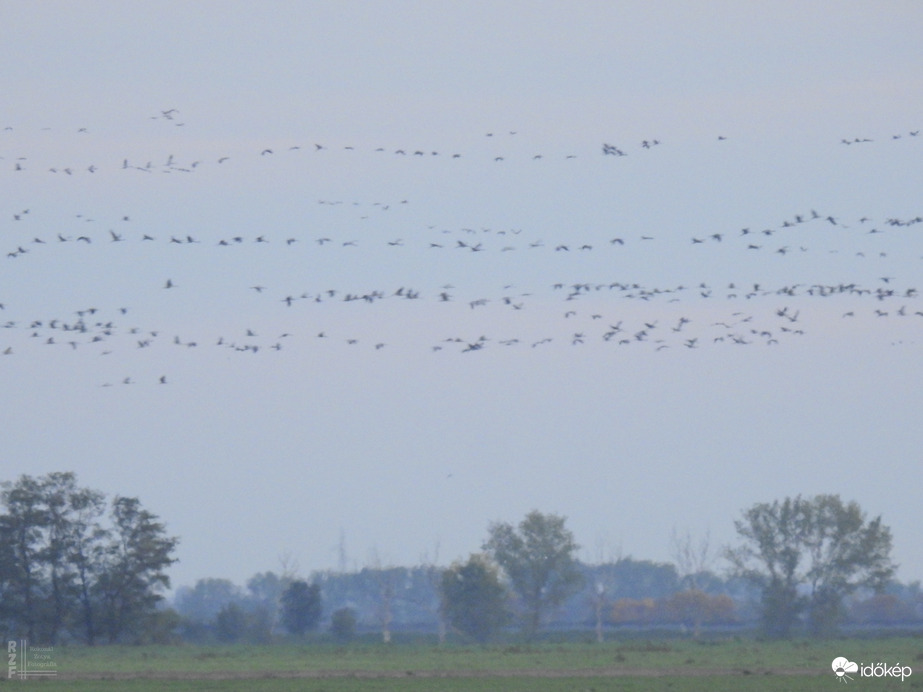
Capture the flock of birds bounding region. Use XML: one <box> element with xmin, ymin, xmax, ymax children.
<box><xmin>2</xmin><ymin>111</ymin><xmax>921</xmax><ymax>387</ymax></box>
<box><xmin>6</xmin><ymin>204</ymin><xmax>921</xmax><ymax>259</ymax></box>
<box><xmin>3</xmin><ymin>109</ymin><xmax>921</xmax><ymax>176</ymax></box>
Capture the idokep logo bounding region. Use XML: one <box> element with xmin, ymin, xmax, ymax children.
<box><xmin>832</xmin><ymin>656</ymin><xmax>912</xmax><ymax>683</ymax></box>
<box><xmin>832</xmin><ymin>657</ymin><xmax>859</xmax><ymax>683</ymax></box>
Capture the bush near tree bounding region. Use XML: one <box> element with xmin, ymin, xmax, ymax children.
<box><xmin>330</xmin><ymin>607</ymin><xmax>357</xmax><ymax>642</ymax></box>
<box><xmin>440</xmin><ymin>553</ymin><xmax>509</xmax><ymax>642</ymax></box>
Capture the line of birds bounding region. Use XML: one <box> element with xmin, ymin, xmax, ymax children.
<box><xmin>2</xmin><ymin>109</ymin><xmax>919</xmax><ymax>177</ymax></box>
<box><xmin>5</xmin><ymin>206</ymin><xmax>922</xmax><ymax>262</ymax></box>
<box><xmin>2</xmin><ymin>115</ymin><xmax>920</xmax><ymax>388</ymax></box>
<box><xmin>2</xmin><ymin>272</ymin><xmax>920</xmax><ymax>388</ymax></box>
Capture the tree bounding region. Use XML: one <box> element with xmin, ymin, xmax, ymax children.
<box><xmin>418</xmin><ymin>543</ymin><xmax>448</xmax><ymax>644</ymax></box>
<box><xmin>173</xmin><ymin>578</ymin><xmax>275</xmax><ymax>644</ymax></box>
<box><xmin>727</xmin><ymin>494</ymin><xmax>895</xmax><ymax>637</ymax></box>
<box><xmin>280</xmin><ymin>580</ymin><xmax>322</xmax><ymax>636</ymax></box>
<box><xmin>670</xmin><ymin>527</ymin><xmax>714</xmax><ymax>591</ymax></box>
<box><xmin>174</xmin><ymin>578</ymin><xmax>243</xmax><ymax>623</ymax></box>
<box><xmin>440</xmin><ymin>553</ymin><xmax>509</xmax><ymax>642</ymax></box>
<box><xmin>142</xmin><ymin>607</ymin><xmax>183</xmax><ymax>644</ymax></box>
<box><xmin>609</xmin><ymin>597</ymin><xmax>661</xmax><ymax>625</ymax></box>
<box><xmin>670</xmin><ymin>527</ymin><xmax>715</xmax><ymax>637</ymax></box>
<box><xmin>365</xmin><ymin>551</ymin><xmax>401</xmax><ymax>643</ymax></box>
<box><xmin>850</xmin><ymin>593</ymin><xmax>915</xmax><ymax>626</ymax></box>
<box><xmin>95</xmin><ymin>496</ymin><xmax>179</xmax><ymax>643</ymax></box>
<box><xmin>0</xmin><ymin>474</ymin><xmax>48</xmax><ymax>640</ymax></box>
<box><xmin>246</xmin><ymin>570</ymin><xmax>290</xmax><ymax>635</ymax></box>
<box><xmin>1</xmin><ymin>473</ymin><xmax>109</xmax><ymax>644</ymax></box>
<box><xmin>0</xmin><ymin>473</ymin><xmax>179</xmax><ymax>645</ymax></box>
<box><xmin>662</xmin><ymin>589</ymin><xmax>736</xmax><ymax>629</ymax></box>
<box><xmin>330</xmin><ymin>607</ymin><xmax>357</xmax><ymax>642</ymax></box>
<box><xmin>215</xmin><ymin>602</ymin><xmax>248</xmax><ymax>642</ymax></box>
<box><xmin>581</xmin><ymin>540</ymin><xmax>622</xmax><ymax>643</ymax></box>
<box><xmin>483</xmin><ymin>510</ymin><xmax>583</xmax><ymax>637</ymax></box>
<box><xmin>63</xmin><ymin>480</ymin><xmax>109</xmax><ymax>645</ymax></box>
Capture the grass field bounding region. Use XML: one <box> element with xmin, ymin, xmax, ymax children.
<box><xmin>8</xmin><ymin>635</ymin><xmax>922</xmax><ymax>690</ymax></box>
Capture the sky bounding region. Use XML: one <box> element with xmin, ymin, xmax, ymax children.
<box><xmin>1</xmin><ymin>1</ymin><xmax>922</xmax><ymax>591</ymax></box>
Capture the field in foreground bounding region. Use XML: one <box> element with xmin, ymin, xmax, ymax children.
<box><xmin>11</xmin><ymin>635</ymin><xmax>922</xmax><ymax>691</ymax></box>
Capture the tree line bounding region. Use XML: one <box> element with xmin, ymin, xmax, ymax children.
<box><xmin>175</xmin><ymin>503</ymin><xmax>912</xmax><ymax>643</ymax></box>
<box><xmin>0</xmin><ymin>472</ymin><xmax>177</xmax><ymax>644</ymax></box>
<box><xmin>1</xmin><ymin>473</ymin><xmax>916</xmax><ymax>644</ymax></box>
<box><xmin>440</xmin><ymin>503</ymin><xmax>899</xmax><ymax>641</ymax></box>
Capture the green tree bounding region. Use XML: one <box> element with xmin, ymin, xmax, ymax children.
<box><xmin>174</xmin><ymin>578</ymin><xmax>242</xmax><ymax>623</ymax></box>
<box><xmin>65</xmin><ymin>481</ymin><xmax>109</xmax><ymax>645</ymax></box>
<box><xmin>95</xmin><ymin>496</ymin><xmax>179</xmax><ymax>643</ymax></box>
<box><xmin>330</xmin><ymin>607</ymin><xmax>357</xmax><ymax>642</ymax></box>
<box><xmin>0</xmin><ymin>474</ymin><xmax>48</xmax><ymax>640</ymax></box>
<box><xmin>280</xmin><ymin>580</ymin><xmax>322</xmax><ymax>636</ymax></box>
<box><xmin>727</xmin><ymin>494</ymin><xmax>894</xmax><ymax>637</ymax></box>
<box><xmin>0</xmin><ymin>473</ymin><xmax>178</xmax><ymax>645</ymax></box>
<box><xmin>41</xmin><ymin>472</ymin><xmax>109</xmax><ymax>644</ymax></box>
<box><xmin>483</xmin><ymin>510</ymin><xmax>583</xmax><ymax>638</ymax></box>
<box><xmin>247</xmin><ymin>571</ymin><xmax>288</xmax><ymax>625</ymax></box>
<box><xmin>662</xmin><ymin>589</ymin><xmax>736</xmax><ymax>629</ymax></box>
<box><xmin>440</xmin><ymin>553</ymin><xmax>509</xmax><ymax>642</ymax></box>
<box><xmin>214</xmin><ymin>601</ymin><xmax>248</xmax><ymax>642</ymax></box>
<box><xmin>141</xmin><ymin>607</ymin><xmax>183</xmax><ymax>644</ymax></box>
<box><xmin>243</xmin><ymin>604</ymin><xmax>274</xmax><ymax>644</ymax></box>
<box><xmin>0</xmin><ymin>472</ymin><xmax>109</xmax><ymax>643</ymax></box>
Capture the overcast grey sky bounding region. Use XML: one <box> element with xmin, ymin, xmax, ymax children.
<box><xmin>2</xmin><ymin>1</ymin><xmax>921</xmax><ymax>590</ymax></box>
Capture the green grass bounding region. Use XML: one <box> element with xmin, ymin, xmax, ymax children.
<box><xmin>10</xmin><ymin>635</ymin><xmax>922</xmax><ymax>691</ymax></box>
<box><xmin>50</xmin><ymin>635</ymin><xmax>923</xmax><ymax>673</ymax></box>
<box><xmin>8</xmin><ymin>677</ymin><xmax>920</xmax><ymax>692</ymax></box>
<box><xmin>0</xmin><ymin>678</ymin><xmax>851</xmax><ymax>692</ymax></box>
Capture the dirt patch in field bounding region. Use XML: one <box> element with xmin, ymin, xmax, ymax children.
<box><xmin>58</xmin><ymin>667</ymin><xmax>818</xmax><ymax>680</ymax></box>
